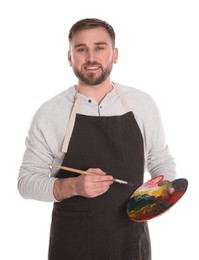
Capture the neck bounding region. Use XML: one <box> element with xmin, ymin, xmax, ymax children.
<box><xmin>77</xmin><ymin>80</ymin><xmax>114</xmax><ymax>104</ymax></box>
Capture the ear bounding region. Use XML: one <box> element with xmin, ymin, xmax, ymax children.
<box><xmin>113</xmin><ymin>48</ymin><xmax>118</xmax><ymax>64</ymax></box>
<box><xmin>68</xmin><ymin>51</ymin><xmax>72</xmax><ymax>66</ymax></box>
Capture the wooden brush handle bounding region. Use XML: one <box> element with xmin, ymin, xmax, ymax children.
<box><xmin>49</xmin><ymin>164</ymin><xmax>95</xmax><ymax>176</ymax></box>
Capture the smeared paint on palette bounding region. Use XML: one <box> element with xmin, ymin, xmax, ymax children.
<box><xmin>127</xmin><ymin>175</ymin><xmax>188</xmax><ymax>222</ymax></box>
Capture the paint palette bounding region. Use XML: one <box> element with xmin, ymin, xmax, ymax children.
<box><xmin>127</xmin><ymin>175</ymin><xmax>188</xmax><ymax>222</ymax></box>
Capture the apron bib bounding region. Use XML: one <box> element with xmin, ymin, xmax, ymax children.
<box><xmin>48</xmin><ymin>86</ymin><xmax>151</xmax><ymax>260</ymax></box>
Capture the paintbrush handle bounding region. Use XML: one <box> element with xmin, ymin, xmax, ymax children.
<box><xmin>49</xmin><ymin>164</ymin><xmax>95</xmax><ymax>176</ymax></box>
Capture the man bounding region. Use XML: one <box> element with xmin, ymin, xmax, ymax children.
<box><xmin>18</xmin><ymin>18</ymin><xmax>176</xmax><ymax>260</ymax></box>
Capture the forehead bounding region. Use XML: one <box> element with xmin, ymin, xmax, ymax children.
<box><xmin>69</xmin><ymin>27</ymin><xmax>112</xmax><ymax>46</ymax></box>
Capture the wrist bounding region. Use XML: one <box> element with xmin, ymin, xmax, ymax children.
<box><xmin>53</xmin><ymin>178</ymin><xmax>77</xmax><ymax>201</ymax></box>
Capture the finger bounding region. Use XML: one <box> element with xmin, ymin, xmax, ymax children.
<box><xmin>86</xmin><ymin>184</ymin><xmax>112</xmax><ymax>198</ymax></box>
<box><xmin>167</xmin><ymin>187</ymin><xmax>175</xmax><ymax>195</ymax></box>
<box><xmin>78</xmin><ymin>175</ymin><xmax>113</xmax><ymax>197</ymax></box>
<box><xmin>83</xmin><ymin>175</ymin><xmax>113</xmax><ymax>186</ymax></box>
<box><xmin>87</xmin><ymin>168</ymin><xmax>106</xmax><ymax>175</ymax></box>
<box><xmin>86</xmin><ymin>168</ymin><xmax>114</xmax><ymax>182</ymax></box>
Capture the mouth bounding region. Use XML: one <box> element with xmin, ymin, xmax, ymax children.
<box><xmin>83</xmin><ymin>64</ymin><xmax>101</xmax><ymax>72</ymax></box>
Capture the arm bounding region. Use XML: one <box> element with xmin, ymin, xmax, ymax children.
<box><xmin>17</xmin><ymin>119</ymin><xmax>58</xmax><ymax>202</ymax></box>
<box><xmin>144</xmin><ymin>97</ymin><xmax>177</xmax><ymax>181</ymax></box>
<box><xmin>128</xmin><ymin>88</ymin><xmax>177</xmax><ymax>181</ymax></box>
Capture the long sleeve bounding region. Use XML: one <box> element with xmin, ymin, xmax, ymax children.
<box><xmin>17</xmin><ymin>89</ymin><xmax>74</xmax><ymax>202</ymax></box>
<box><xmin>125</xmin><ymin>88</ymin><xmax>176</xmax><ymax>181</ymax></box>
<box><xmin>18</xmin><ymin>121</ymin><xmax>58</xmax><ymax>202</ymax></box>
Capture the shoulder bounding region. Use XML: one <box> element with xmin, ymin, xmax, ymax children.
<box><xmin>114</xmin><ymin>82</ymin><xmax>162</xmax><ymax>132</ymax></box>
<box><xmin>114</xmin><ymin>82</ymin><xmax>158</xmax><ymax>112</ymax></box>
<box><xmin>30</xmin><ymin>86</ymin><xmax>76</xmax><ymax>128</ymax></box>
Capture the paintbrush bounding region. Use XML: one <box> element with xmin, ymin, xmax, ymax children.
<box><xmin>49</xmin><ymin>164</ymin><xmax>135</xmax><ymax>187</ymax></box>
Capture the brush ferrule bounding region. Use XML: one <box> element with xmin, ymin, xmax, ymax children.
<box><xmin>114</xmin><ymin>178</ymin><xmax>128</xmax><ymax>185</ymax></box>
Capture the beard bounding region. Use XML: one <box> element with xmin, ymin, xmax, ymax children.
<box><xmin>72</xmin><ymin>61</ymin><xmax>113</xmax><ymax>86</ymax></box>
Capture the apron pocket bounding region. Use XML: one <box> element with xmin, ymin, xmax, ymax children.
<box><xmin>48</xmin><ymin>209</ymin><xmax>92</xmax><ymax>260</ymax></box>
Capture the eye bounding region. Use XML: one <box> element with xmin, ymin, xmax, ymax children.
<box><xmin>96</xmin><ymin>46</ymin><xmax>105</xmax><ymax>51</ymax></box>
<box><xmin>77</xmin><ymin>47</ymin><xmax>87</xmax><ymax>53</ymax></box>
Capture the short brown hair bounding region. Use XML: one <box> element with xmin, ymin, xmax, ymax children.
<box><xmin>68</xmin><ymin>18</ymin><xmax>116</xmax><ymax>47</ymax></box>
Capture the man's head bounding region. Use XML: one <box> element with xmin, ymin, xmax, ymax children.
<box><xmin>68</xmin><ymin>18</ymin><xmax>118</xmax><ymax>86</ymax></box>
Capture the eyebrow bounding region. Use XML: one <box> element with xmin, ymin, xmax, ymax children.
<box><xmin>74</xmin><ymin>42</ymin><xmax>108</xmax><ymax>49</ymax></box>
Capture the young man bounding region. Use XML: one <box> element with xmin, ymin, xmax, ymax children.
<box><xmin>18</xmin><ymin>18</ymin><xmax>176</xmax><ymax>260</ymax></box>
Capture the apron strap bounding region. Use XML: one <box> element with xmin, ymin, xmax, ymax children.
<box><xmin>112</xmin><ymin>83</ymin><xmax>131</xmax><ymax>112</ymax></box>
<box><xmin>62</xmin><ymin>92</ymin><xmax>80</xmax><ymax>153</ymax></box>
<box><xmin>62</xmin><ymin>83</ymin><xmax>131</xmax><ymax>153</ymax></box>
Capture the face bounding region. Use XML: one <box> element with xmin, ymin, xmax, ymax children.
<box><xmin>68</xmin><ymin>27</ymin><xmax>118</xmax><ymax>86</ymax></box>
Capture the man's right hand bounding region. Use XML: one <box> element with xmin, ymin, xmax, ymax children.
<box><xmin>53</xmin><ymin>168</ymin><xmax>114</xmax><ymax>201</ymax></box>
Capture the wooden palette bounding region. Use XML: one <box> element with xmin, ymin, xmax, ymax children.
<box><xmin>127</xmin><ymin>175</ymin><xmax>188</xmax><ymax>222</ymax></box>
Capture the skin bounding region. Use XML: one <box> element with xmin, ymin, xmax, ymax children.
<box><xmin>54</xmin><ymin>168</ymin><xmax>114</xmax><ymax>201</ymax></box>
<box><xmin>159</xmin><ymin>180</ymin><xmax>175</xmax><ymax>195</ymax></box>
<box><xmin>68</xmin><ymin>27</ymin><xmax>118</xmax><ymax>103</ymax></box>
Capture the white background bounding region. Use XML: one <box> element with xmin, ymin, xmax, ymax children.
<box><xmin>0</xmin><ymin>0</ymin><xmax>198</xmax><ymax>259</ymax></box>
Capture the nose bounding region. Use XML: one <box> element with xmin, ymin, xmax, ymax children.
<box><xmin>86</xmin><ymin>50</ymin><xmax>95</xmax><ymax>62</ymax></box>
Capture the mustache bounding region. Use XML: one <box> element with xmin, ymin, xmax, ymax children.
<box><xmin>83</xmin><ymin>61</ymin><xmax>102</xmax><ymax>67</ymax></box>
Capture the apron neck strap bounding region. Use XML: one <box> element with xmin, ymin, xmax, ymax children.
<box><xmin>112</xmin><ymin>83</ymin><xmax>131</xmax><ymax>112</ymax></box>
<box><xmin>62</xmin><ymin>91</ymin><xmax>80</xmax><ymax>153</ymax></box>
<box><xmin>62</xmin><ymin>83</ymin><xmax>131</xmax><ymax>153</ymax></box>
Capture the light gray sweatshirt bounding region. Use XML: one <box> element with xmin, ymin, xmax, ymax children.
<box><xmin>18</xmin><ymin>82</ymin><xmax>176</xmax><ymax>202</ymax></box>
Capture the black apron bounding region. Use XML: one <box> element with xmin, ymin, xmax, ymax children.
<box><xmin>48</xmin><ymin>86</ymin><xmax>151</xmax><ymax>260</ymax></box>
